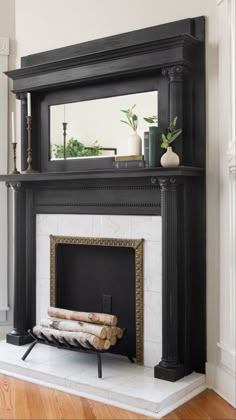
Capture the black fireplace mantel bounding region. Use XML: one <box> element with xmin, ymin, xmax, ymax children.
<box><xmin>1</xmin><ymin>16</ymin><xmax>206</xmax><ymax>382</ymax></box>
<box><xmin>1</xmin><ymin>167</ymin><xmax>205</xmax><ymax>382</ymax></box>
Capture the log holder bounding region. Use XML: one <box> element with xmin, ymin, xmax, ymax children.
<box><xmin>22</xmin><ymin>329</ymin><xmax>133</xmax><ymax>378</ymax></box>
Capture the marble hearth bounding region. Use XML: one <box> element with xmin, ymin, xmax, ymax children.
<box><xmin>36</xmin><ymin>213</ymin><xmax>162</xmax><ymax>367</ymax></box>
<box><xmin>0</xmin><ymin>341</ymin><xmax>205</xmax><ymax>418</ymax></box>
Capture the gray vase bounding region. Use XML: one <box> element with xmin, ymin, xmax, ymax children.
<box><xmin>149</xmin><ymin>127</ymin><xmax>163</xmax><ymax>167</ymax></box>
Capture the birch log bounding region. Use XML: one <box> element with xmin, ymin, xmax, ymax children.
<box><xmin>110</xmin><ymin>326</ymin><xmax>124</xmax><ymax>339</ymax></box>
<box><xmin>33</xmin><ymin>326</ymin><xmax>110</xmax><ymax>350</ymax></box>
<box><xmin>40</xmin><ymin>318</ymin><xmax>108</xmax><ymax>339</ymax></box>
<box><xmin>116</xmin><ymin>327</ymin><xmax>124</xmax><ymax>339</ymax></box>
<box><xmin>110</xmin><ymin>336</ymin><xmax>117</xmax><ymax>346</ymax></box>
<box><xmin>48</xmin><ymin>307</ymin><xmax>117</xmax><ymax>326</ymax></box>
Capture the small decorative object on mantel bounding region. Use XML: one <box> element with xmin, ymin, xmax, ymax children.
<box><xmin>113</xmin><ymin>154</ymin><xmax>144</xmax><ymax>169</ymax></box>
<box><xmin>120</xmin><ymin>104</ymin><xmax>142</xmax><ymax>156</ymax></box>
<box><xmin>160</xmin><ymin>116</ymin><xmax>182</xmax><ymax>168</ymax></box>
<box><xmin>143</xmin><ymin>131</ymin><xmax>149</xmax><ymax>167</ymax></box>
<box><xmin>143</xmin><ymin>115</ymin><xmax>163</xmax><ymax>167</ymax></box>
<box><xmin>22</xmin><ymin>92</ymin><xmax>38</xmax><ymax>174</ymax></box>
<box><xmin>10</xmin><ymin>112</ymin><xmax>20</xmax><ymax>174</ymax></box>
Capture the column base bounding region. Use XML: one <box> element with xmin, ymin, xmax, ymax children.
<box><xmin>6</xmin><ymin>331</ymin><xmax>33</xmax><ymax>346</ymax></box>
<box><xmin>154</xmin><ymin>362</ymin><xmax>185</xmax><ymax>382</ymax></box>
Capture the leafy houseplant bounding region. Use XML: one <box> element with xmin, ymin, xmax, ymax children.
<box><xmin>143</xmin><ymin>115</ymin><xmax>158</xmax><ymax>125</ymax></box>
<box><xmin>120</xmin><ymin>104</ymin><xmax>141</xmax><ymax>155</ymax></box>
<box><xmin>161</xmin><ymin>116</ymin><xmax>182</xmax><ymax>149</ymax></box>
<box><xmin>120</xmin><ymin>104</ymin><xmax>138</xmax><ymax>131</ymax></box>
<box><xmin>52</xmin><ymin>138</ymin><xmax>101</xmax><ymax>159</ymax></box>
<box><xmin>160</xmin><ymin>116</ymin><xmax>182</xmax><ymax>168</ymax></box>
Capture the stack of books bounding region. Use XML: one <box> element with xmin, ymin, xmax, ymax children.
<box><xmin>113</xmin><ymin>155</ymin><xmax>145</xmax><ymax>169</ymax></box>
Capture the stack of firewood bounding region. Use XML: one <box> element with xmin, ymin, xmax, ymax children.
<box><xmin>33</xmin><ymin>307</ymin><xmax>124</xmax><ymax>351</ymax></box>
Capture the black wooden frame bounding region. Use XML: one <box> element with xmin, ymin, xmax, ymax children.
<box><xmin>1</xmin><ymin>16</ymin><xmax>206</xmax><ymax>383</ymax></box>
<box><xmin>6</xmin><ymin>16</ymin><xmax>205</xmax><ymax>173</ymax></box>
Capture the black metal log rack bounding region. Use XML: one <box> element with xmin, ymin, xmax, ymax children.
<box><xmin>22</xmin><ymin>329</ymin><xmax>132</xmax><ymax>378</ymax></box>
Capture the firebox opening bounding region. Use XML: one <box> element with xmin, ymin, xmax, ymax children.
<box><xmin>50</xmin><ymin>236</ymin><xmax>144</xmax><ymax>363</ymax></box>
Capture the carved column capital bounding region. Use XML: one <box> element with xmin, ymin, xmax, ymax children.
<box><xmin>158</xmin><ymin>177</ymin><xmax>180</xmax><ymax>191</ymax></box>
<box><xmin>6</xmin><ymin>181</ymin><xmax>22</xmax><ymax>191</ymax></box>
<box><xmin>16</xmin><ymin>93</ymin><xmax>27</xmax><ymax>103</ymax></box>
<box><xmin>162</xmin><ymin>65</ymin><xmax>189</xmax><ymax>81</ymax></box>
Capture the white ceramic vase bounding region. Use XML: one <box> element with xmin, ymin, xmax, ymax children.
<box><xmin>128</xmin><ymin>131</ymin><xmax>142</xmax><ymax>156</ymax></box>
<box><xmin>160</xmin><ymin>146</ymin><xmax>180</xmax><ymax>168</ymax></box>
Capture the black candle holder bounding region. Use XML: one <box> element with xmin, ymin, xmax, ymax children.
<box><xmin>11</xmin><ymin>143</ymin><xmax>20</xmax><ymax>175</ymax></box>
<box><xmin>62</xmin><ymin>122</ymin><xmax>68</xmax><ymax>159</ymax></box>
<box><xmin>22</xmin><ymin>115</ymin><xmax>38</xmax><ymax>173</ymax></box>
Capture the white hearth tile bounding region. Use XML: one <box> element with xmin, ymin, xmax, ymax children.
<box><xmin>144</xmin><ymin>291</ymin><xmax>161</xmax><ymax>342</ymax></box>
<box><xmin>131</xmin><ymin>216</ymin><xmax>162</xmax><ymax>241</ymax></box>
<box><xmin>0</xmin><ymin>341</ymin><xmax>206</xmax><ymax>416</ymax></box>
<box><xmin>36</xmin><ymin>277</ymin><xmax>50</xmax><ymax>323</ymax></box>
<box><xmin>92</xmin><ymin>215</ymin><xmax>132</xmax><ymax>238</ymax></box>
<box><xmin>109</xmin><ymin>371</ymin><xmax>204</xmax><ymax>410</ymax></box>
<box><xmin>57</xmin><ymin>214</ymin><xmax>93</xmax><ymax>236</ymax></box>
<box><xmin>144</xmin><ymin>340</ymin><xmax>161</xmax><ymax>368</ymax></box>
<box><xmin>36</xmin><ymin>214</ymin><xmax>58</xmax><ymax>236</ymax></box>
<box><xmin>144</xmin><ymin>241</ymin><xmax>162</xmax><ymax>293</ymax></box>
<box><xmin>36</xmin><ymin>235</ymin><xmax>50</xmax><ymax>279</ymax></box>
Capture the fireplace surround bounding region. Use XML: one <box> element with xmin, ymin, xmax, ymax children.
<box><xmin>0</xmin><ymin>16</ymin><xmax>206</xmax><ymax>382</ymax></box>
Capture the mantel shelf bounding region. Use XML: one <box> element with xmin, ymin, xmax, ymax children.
<box><xmin>0</xmin><ymin>166</ymin><xmax>203</xmax><ymax>184</ymax></box>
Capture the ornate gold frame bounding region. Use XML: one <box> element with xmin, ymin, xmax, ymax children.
<box><xmin>50</xmin><ymin>235</ymin><xmax>144</xmax><ymax>364</ymax></box>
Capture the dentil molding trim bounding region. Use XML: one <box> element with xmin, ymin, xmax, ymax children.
<box><xmin>0</xmin><ymin>38</ymin><xmax>9</xmax><ymax>56</ymax></box>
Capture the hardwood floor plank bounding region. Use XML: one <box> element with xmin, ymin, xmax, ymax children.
<box><xmin>163</xmin><ymin>390</ymin><xmax>236</xmax><ymax>420</ymax></box>
<box><xmin>0</xmin><ymin>375</ymin><xmax>13</xmax><ymax>419</ymax></box>
<box><xmin>0</xmin><ymin>374</ymin><xmax>235</xmax><ymax>420</ymax></box>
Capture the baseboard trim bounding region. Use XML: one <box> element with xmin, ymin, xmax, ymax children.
<box><xmin>206</xmin><ymin>362</ymin><xmax>236</xmax><ymax>408</ymax></box>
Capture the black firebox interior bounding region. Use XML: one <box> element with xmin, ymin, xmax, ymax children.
<box><xmin>55</xmin><ymin>243</ymin><xmax>136</xmax><ymax>358</ymax></box>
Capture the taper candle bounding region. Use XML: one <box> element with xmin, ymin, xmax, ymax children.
<box><xmin>11</xmin><ymin>111</ymin><xmax>16</xmax><ymax>143</ymax></box>
<box><xmin>27</xmin><ymin>92</ymin><xmax>31</xmax><ymax>116</ymax></box>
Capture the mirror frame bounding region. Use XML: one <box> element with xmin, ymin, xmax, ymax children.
<box><xmin>38</xmin><ymin>76</ymin><xmax>166</xmax><ymax>172</ymax></box>
<box><xmin>6</xmin><ymin>17</ymin><xmax>205</xmax><ymax>172</ymax></box>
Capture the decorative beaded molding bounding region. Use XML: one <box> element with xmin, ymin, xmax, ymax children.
<box><xmin>50</xmin><ymin>235</ymin><xmax>144</xmax><ymax>364</ymax></box>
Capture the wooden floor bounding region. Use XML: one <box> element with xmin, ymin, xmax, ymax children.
<box><xmin>0</xmin><ymin>375</ymin><xmax>235</xmax><ymax>419</ymax></box>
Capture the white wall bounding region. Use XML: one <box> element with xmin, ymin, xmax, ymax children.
<box><xmin>206</xmin><ymin>0</ymin><xmax>236</xmax><ymax>407</ymax></box>
<box><xmin>13</xmin><ymin>0</ymin><xmax>223</xmax><ymax>396</ymax></box>
<box><xmin>0</xmin><ymin>0</ymin><xmax>15</xmax><ymax>337</ymax></box>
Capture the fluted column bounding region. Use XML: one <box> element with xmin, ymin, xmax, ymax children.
<box><xmin>162</xmin><ymin>65</ymin><xmax>188</xmax><ymax>163</ymax></box>
<box><xmin>154</xmin><ymin>177</ymin><xmax>185</xmax><ymax>381</ymax></box>
<box><xmin>6</xmin><ymin>182</ymin><xmax>31</xmax><ymax>345</ymax></box>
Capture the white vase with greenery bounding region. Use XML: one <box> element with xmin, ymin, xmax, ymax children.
<box><xmin>160</xmin><ymin>116</ymin><xmax>182</xmax><ymax>168</ymax></box>
<box><xmin>120</xmin><ymin>104</ymin><xmax>142</xmax><ymax>155</ymax></box>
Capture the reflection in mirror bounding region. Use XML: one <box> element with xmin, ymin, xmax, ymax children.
<box><xmin>50</xmin><ymin>91</ymin><xmax>158</xmax><ymax>160</ymax></box>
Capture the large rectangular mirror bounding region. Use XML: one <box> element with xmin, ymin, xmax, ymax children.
<box><xmin>50</xmin><ymin>90</ymin><xmax>158</xmax><ymax>160</ymax></box>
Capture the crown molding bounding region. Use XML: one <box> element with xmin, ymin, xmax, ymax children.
<box><xmin>0</xmin><ymin>38</ymin><xmax>9</xmax><ymax>56</ymax></box>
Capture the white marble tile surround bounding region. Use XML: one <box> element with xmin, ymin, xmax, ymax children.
<box><xmin>36</xmin><ymin>214</ymin><xmax>162</xmax><ymax>367</ymax></box>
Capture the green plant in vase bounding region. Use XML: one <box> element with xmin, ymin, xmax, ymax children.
<box><xmin>160</xmin><ymin>116</ymin><xmax>182</xmax><ymax>167</ymax></box>
<box><xmin>120</xmin><ymin>104</ymin><xmax>141</xmax><ymax>155</ymax></box>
